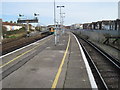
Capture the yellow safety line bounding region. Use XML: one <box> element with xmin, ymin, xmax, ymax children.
<box><xmin>0</xmin><ymin>37</ymin><xmax>52</xmax><ymax>68</ymax></box>
<box><xmin>51</xmin><ymin>34</ymin><xmax>71</xmax><ymax>89</ymax></box>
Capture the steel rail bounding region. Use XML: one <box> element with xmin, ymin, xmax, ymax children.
<box><xmin>81</xmin><ymin>38</ymin><xmax>120</xmax><ymax>70</ymax></box>
<box><xmin>74</xmin><ymin>33</ymin><xmax>120</xmax><ymax>89</ymax></box>
<box><xmin>75</xmin><ymin>34</ymin><xmax>108</xmax><ymax>89</ymax></box>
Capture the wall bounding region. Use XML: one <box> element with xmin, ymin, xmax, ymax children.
<box><xmin>73</xmin><ymin>29</ymin><xmax>119</xmax><ymax>43</ymax></box>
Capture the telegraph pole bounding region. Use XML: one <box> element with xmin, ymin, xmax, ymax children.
<box><xmin>61</xmin><ymin>13</ymin><xmax>65</xmax><ymax>34</ymax></box>
<box><xmin>57</xmin><ymin>6</ymin><xmax>65</xmax><ymax>35</ymax></box>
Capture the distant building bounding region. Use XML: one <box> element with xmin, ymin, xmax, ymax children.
<box><xmin>2</xmin><ymin>22</ymin><xmax>22</xmax><ymax>31</ymax></box>
<box><xmin>29</xmin><ymin>24</ymin><xmax>35</xmax><ymax>30</ymax></box>
<box><xmin>82</xmin><ymin>19</ymin><xmax>119</xmax><ymax>31</ymax></box>
<box><xmin>83</xmin><ymin>23</ymin><xmax>91</xmax><ymax>29</ymax></box>
<box><xmin>65</xmin><ymin>26</ymin><xmax>70</xmax><ymax>29</ymax></box>
<box><xmin>70</xmin><ymin>24</ymin><xmax>83</xmax><ymax>29</ymax></box>
<box><xmin>31</xmin><ymin>26</ymin><xmax>35</xmax><ymax>30</ymax></box>
<box><xmin>40</xmin><ymin>26</ymin><xmax>47</xmax><ymax>31</ymax></box>
<box><xmin>101</xmin><ymin>20</ymin><xmax>111</xmax><ymax>30</ymax></box>
<box><xmin>101</xmin><ymin>20</ymin><xmax>120</xmax><ymax>30</ymax></box>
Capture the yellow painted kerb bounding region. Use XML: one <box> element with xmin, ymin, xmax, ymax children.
<box><xmin>51</xmin><ymin>34</ymin><xmax>71</xmax><ymax>89</ymax></box>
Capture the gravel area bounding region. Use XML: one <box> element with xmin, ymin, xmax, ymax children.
<box><xmin>91</xmin><ymin>41</ymin><xmax>119</xmax><ymax>61</ymax></box>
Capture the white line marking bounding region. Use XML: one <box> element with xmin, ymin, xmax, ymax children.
<box><xmin>0</xmin><ymin>35</ymin><xmax>52</xmax><ymax>58</ymax></box>
<box><xmin>72</xmin><ymin>33</ymin><xmax>98</xmax><ymax>89</ymax></box>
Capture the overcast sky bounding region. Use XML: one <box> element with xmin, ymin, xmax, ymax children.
<box><xmin>1</xmin><ymin>0</ymin><xmax>120</xmax><ymax>26</ymax></box>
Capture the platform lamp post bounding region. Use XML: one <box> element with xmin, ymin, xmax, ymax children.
<box><xmin>57</xmin><ymin>6</ymin><xmax>65</xmax><ymax>35</ymax></box>
<box><xmin>54</xmin><ymin>0</ymin><xmax>57</xmax><ymax>46</ymax></box>
<box><xmin>56</xmin><ymin>21</ymin><xmax>59</xmax><ymax>43</ymax></box>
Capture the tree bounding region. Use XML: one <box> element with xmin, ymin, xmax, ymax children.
<box><xmin>10</xmin><ymin>21</ymin><xmax>13</xmax><ymax>23</ymax></box>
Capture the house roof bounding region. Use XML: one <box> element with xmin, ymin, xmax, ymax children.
<box><xmin>2</xmin><ymin>22</ymin><xmax>21</xmax><ymax>26</ymax></box>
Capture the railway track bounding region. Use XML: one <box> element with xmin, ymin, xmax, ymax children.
<box><xmin>1</xmin><ymin>32</ymin><xmax>50</xmax><ymax>55</ymax></box>
<box><xmin>108</xmin><ymin>44</ymin><xmax>120</xmax><ymax>52</ymax></box>
<box><xmin>74</xmin><ymin>33</ymin><xmax>120</xmax><ymax>89</ymax></box>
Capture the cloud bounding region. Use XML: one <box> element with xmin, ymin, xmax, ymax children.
<box><xmin>2</xmin><ymin>2</ymin><xmax>118</xmax><ymax>25</ymax></box>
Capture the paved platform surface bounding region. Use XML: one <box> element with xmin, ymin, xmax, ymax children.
<box><xmin>1</xmin><ymin>32</ymin><xmax>94</xmax><ymax>88</ymax></box>
<box><xmin>62</xmin><ymin>33</ymin><xmax>91</xmax><ymax>88</ymax></box>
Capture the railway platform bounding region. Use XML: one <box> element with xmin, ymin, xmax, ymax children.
<box><xmin>1</xmin><ymin>32</ymin><xmax>97</xmax><ymax>89</ymax></box>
